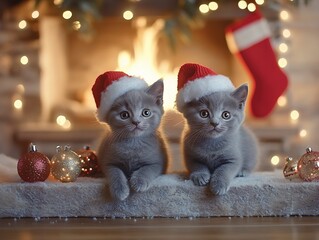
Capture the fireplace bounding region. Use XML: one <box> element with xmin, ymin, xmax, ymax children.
<box><xmin>2</xmin><ymin>0</ymin><xmax>303</xmax><ymax>172</ymax></box>
<box><xmin>39</xmin><ymin>15</ymin><xmax>242</xmax><ymax>125</ymax></box>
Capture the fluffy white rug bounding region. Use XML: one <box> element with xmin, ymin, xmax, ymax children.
<box><xmin>1</xmin><ymin>171</ymin><xmax>318</xmax><ymax>218</ymax></box>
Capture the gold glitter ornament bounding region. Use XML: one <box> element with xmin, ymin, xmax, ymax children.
<box><xmin>297</xmin><ymin>147</ymin><xmax>319</xmax><ymax>182</ymax></box>
<box><xmin>51</xmin><ymin>145</ymin><xmax>81</xmax><ymax>182</ymax></box>
<box><xmin>283</xmin><ymin>157</ymin><xmax>299</xmax><ymax>180</ymax></box>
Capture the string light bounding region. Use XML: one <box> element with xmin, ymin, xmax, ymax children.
<box><xmin>63</xmin><ymin>120</ymin><xmax>71</xmax><ymax>129</ymax></box>
<box><xmin>208</xmin><ymin>1</ymin><xmax>218</xmax><ymax>11</ymax></box>
<box><xmin>255</xmin><ymin>0</ymin><xmax>265</xmax><ymax>5</ymax></box>
<box><xmin>280</xmin><ymin>10</ymin><xmax>289</xmax><ymax>21</ymax></box>
<box><xmin>277</xmin><ymin>95</ymin><xmax>287</xmax><ymax>107</ymax></box>
<box><xmin>72</xmin><ymin>21</ymin><xmax>81</xmax><ymax>30</ymax></box>
<box><xmin>278</xmin><ymin>57</ymin><xmax>287</xmax><ymax>68</ymax></box>
<box><xmin>271</xmin><ymin>155</ymin><xmax>280</xmax><ymax>166</ymax></box>
<box><xmin>238</xmin><ymin>0</ymin><xmax>247</xmax><ymax>9</ymax></box>
<box><xmin>16</xmin><ymin>84</ymin><xmax>25</xmax><ymax>93</ymax></box>
<box><xmin>290</xmin><ymin>110</ymin><xmax>300</xmax><ymax>121</ymax></box>
<box><xmin>13</xmin><ymin>99</ymin><xmax>23</xmax><ymax>109</ymax></box>
<box><xmin>123</xmin><ymin>10</ymin><xmax>134</xmax><ymax>20</ymax></box>
<box><xmin>299</xmin><ymin>129</ymin><xmax>307</xmax><ymax>138</ymax></box>
<box><xmin>56</xmin><ymin>115</ymin><xmax>72</xmax><ymax>129</ymax></box>
<box><xmin>56</xmin><ymin>115</ymin><xmax>66</xmax><ymax>126</ymax></box>
<box><xmin>247</xmin><ymin>3</ymin><xmax>256</xmax><ymax>12</ymax></box>
<box><xmin>282</xmin><ymin>29</ymin><xmax>291</xmax><ymax>38</ymax></box>
<box><xmin>63</xmin><ymin>10</ymin><xmax>72</xmax><ymax>20</ymax></box>
<box><xmin>20</xmin><ymin>56</ymin><xmax>29</xmax><ymax>65</ymax></box>
<box><xmin>279</xmin><ymin>43</ymin><xmax>288</xmax><ymax>53</ymax></box>
<box><xmin>31</xmin><ymin>10</ymin><xmax>39</xmax><ymax>19</ymax></box>
<box><xmin>18</xmin><ymin>20</ymin><xmax>27</xmax><ymax>29</ymax></box>
<box><xmin>199</xmin><ymin>4</ymin><xmax>209</xmax><ymax>14</ymax></box>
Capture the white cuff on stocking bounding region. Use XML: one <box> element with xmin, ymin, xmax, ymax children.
<box><xmin>226</xmin><ymin>18</ymin><xmax>271</xmax><ymax>53</ymax></box>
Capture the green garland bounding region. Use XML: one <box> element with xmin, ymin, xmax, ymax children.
<box><xmin>34</xmin><ymin>0</ymin><xmax>311</xmax><ymax>45</ymax></box>
<box><xmin>35</xmin><ymin>0</ymin><xmax>104</xmax><ymax>34</ymax></box>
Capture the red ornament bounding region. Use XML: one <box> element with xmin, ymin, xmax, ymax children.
<box><xmin>297</xmin><ymin>147</ymin><xmax>319</xmax><ymax>182</ymax></box>
<box><xmin>17</xmin><ymin>143</ymin><xmax>51</xmax><ymax>182</ymax></box>
<box><xmin>77</xmin><ymin>146</ymin><xmax>101</xmax><ymax>177</ymax></box>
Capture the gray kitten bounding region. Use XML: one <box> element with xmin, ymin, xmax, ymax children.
<box><xmin>181</xmin><ymin>84</ymin><xmax>258</xmax><ymax>195</ymax></box>
<box><xmin>97</xmin><ymin>80</ymin><xmax>168</xmax><ymax>201</ymax></box>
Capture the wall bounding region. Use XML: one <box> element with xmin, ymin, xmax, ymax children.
<box><xmin>284</xmin><ymin>1</ymin><xmax>319</xmax><ymax>158</ymax></box>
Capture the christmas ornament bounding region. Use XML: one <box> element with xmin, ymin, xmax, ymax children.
<box><xmin>92</xmin><ymin>71</ymin><xmax>148</xmax><ymax>122</ymax></box>
<box><xmin>297</xmin><ymin>147</ymin><xmax>319</xmax><ymax>182</ymax></box>
<box><xmin>51</xmin><ymin>145</ymin><xmax>81</xmax><ymax>182</ymax></box>
<box><xmin>17</xmin><ymin>143</ymin><xmax>50</xmax><ymax>182</ymax></box>
<box><xmin>77</xmin><ymin>146</ymin><xmax>101</xmax><ymax>177</ymax></box>
<box><xmin>283</xmin><ymin>157</ymin><xmax>299</xmax><ymax>180</ymax></box>
<box><xmin>176</xmin><ymin>63</ymin><xmax>235</xmax><ymax>112</ymax></box>
<box><xmin>226</xmin><ymin>10</ymin><xmax>288</xmax><ymax>118</ymax></box>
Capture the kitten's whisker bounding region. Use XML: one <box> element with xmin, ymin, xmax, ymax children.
<box><xmin>110</xmin><ymin>129</ymin><xmax>127</xmax><ymax>142</ymax></box>
<box><xmin>185</xmin><ymin>129</ymin><xmax>203</xmax><ymax>149</ymax></box>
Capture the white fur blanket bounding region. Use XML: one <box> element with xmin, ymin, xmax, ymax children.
<box><xmin>1</xmin><ymin>155</ymin><xmax>318</xmax><ymax>218</ymax></box>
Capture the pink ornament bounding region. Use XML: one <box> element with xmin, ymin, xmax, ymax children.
<box><xmin>297</xmin><ymin>147</ymin><xmax>319</xmax><ymax>182</ymax></box>
<box><xmin>17</xmin><ymin>143</ymin><xmax>51</xmax><ymax>182</ymax></box>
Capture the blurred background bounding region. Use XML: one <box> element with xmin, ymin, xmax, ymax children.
<box><xmin>0</xmin><ymin>0</ymin><xmax>318</xmax><ymax>172</ymax></box>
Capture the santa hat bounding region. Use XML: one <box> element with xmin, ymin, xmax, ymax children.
<box><xmin>176</xmin><ymin>63</ymin><xmax>235</xmax><ymax>111</ymax></box>
<box><xmin>92</xmin><ymin>71</ymin><xmax>148</xmax><ymax>121</ymax></box>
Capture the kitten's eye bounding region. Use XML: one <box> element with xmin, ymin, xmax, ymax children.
<box><xmin>120</xmin><ymin>111</ymin><xmax>130</xmax><ymax>119</ymax></box>
<box><xmin>142</xmin><ymin>109</ymin><xmax>152</xmax><ymax>118</ymax></box>
<box><xmin>199</xmin><ymin>110</ymin><xmax>209</xmax><ymax>118</ymax></box>
<box><xmin>221</xmin><ymin>111</ymin><xmax>231</xmax><ymax>120</ymax></box>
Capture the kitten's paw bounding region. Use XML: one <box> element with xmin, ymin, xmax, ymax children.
<box><xmin>209</xmin><ymin>178</ymin><xmax>230</xmax><ymax>196</ymax></box>
<box><xmin>190</xmin><ymin>172</ymin><xmax>210</xmax><ymax>186</ymax></box>
<box><xmin>109</xmin><ymin>182</ymin><xmax>130</xmax><ymax>201</ymax></box>
<box><xmin>236</xmin><ymin>170</ymin><xmax>250</xmax><ymax>177</ymax></box>
<box><xmin>130</xmin><ymin>176</ymin><xmax>151</xmax><ymax>192</ymax></box>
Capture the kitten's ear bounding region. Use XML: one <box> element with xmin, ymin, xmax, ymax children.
<box><xmin>231</xmin><ymin>83</ymin><xmax>248</xmax><ymax>109</ymax></box>
<box><xmin>146</xmin><ymin>79</ymin><xmax>164</xmax><ymax>106</ymax></box>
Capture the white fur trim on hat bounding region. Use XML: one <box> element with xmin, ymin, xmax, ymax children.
<box><xmin>97</xmin><ymin>76</ymin><xmax>148</xmax><ymax>121</ymax></box>
<box><xmin>176</xmin><ymin>75</ymin><xmax>235</xmax><ymax>111</ymax></box>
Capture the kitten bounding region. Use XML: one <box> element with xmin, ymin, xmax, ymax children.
<box><xmin>97</xmin><ymin>79</ymin><xmax>168</xmax><ymax>201</ymax></box>
<box><xmin>181</xmin><ymin>84</ymin><xmax>258</xmax><ymax>195</ymax></box>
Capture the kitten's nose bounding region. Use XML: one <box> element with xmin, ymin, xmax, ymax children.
<box><xmin>210</xmin><ymin>121</ymin><xmax>219</xmax><ymax>127</ymax></box>
<box><xmin>132</xmin><ymin>120</ymin><xmax>140</xmax><ymax>126</ymax></box>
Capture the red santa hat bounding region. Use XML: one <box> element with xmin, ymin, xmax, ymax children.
<box><xmin>176</xmin><ymin>63</ymin><xmax>235</xmax><ymax>111</ymax></box>
<box><xmin>92</xmin><ymin>71</ymin><xmax>148</xmax><ymax>121</ymax></box>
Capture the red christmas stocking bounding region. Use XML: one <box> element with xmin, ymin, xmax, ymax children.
<box><xmin>226</xmin><ymin>10</ymin><xmax>288</xmax><ymax>118</ymax></box>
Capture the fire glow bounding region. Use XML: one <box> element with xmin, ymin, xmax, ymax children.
<box><xmin>116</xmin><ymin>17</ymin><xmax>178</xmax><ymax>110</ymax></box>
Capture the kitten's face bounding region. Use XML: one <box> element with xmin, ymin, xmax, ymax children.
<box><xmin>182</xmin><ymin>85</ymin><xmax>248</xmax><ymax>139</ymax></box>
<box><xmin>105</xmin><ymin>80</ymin><xmax>164</xmax><ymax>137</ymax></box>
